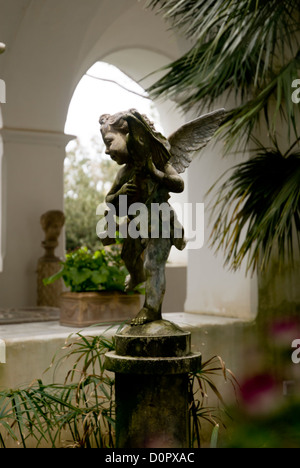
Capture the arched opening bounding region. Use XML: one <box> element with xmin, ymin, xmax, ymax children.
<box><xmin>64</xmin><ymin>60</ymin><xmax>164</xmax><ymax>253</ymax></box>
<box><xmin>63</xmin><ymin>51</ymin><xmax>187</xmax><ymax>313</ymax></box>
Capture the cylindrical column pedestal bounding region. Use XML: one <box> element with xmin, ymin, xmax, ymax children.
<box><xmin>104</xmin><ymin>320</ymin><xmax>202</xmax><ymax>449</ymax></box>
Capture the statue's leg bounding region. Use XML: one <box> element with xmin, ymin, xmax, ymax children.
<box><xmin>121</xmin><ymin>237</ymin><xmax>146</xmax><ymax>291</ymax></box>
<box><xmin>131</xmin><ymin>238</ymin><xmax>171</xmax><ymax>325</ymax></box>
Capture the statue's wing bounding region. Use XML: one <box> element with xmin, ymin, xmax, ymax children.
<box><xmin>168</xmin><ymin>109</ymin><xmax>225</xmax><ymax>174</ymax></box>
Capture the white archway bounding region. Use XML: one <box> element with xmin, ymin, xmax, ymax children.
<box><xmin>64</xmin><ymin>51</ymin><xmax>187</xmax><ymax>265</ymax></box>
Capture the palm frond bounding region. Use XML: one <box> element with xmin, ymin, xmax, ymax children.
<box><xmin>188</xmin><ymin>354</ymin><xmax>236</xmax><ymax>447</ymax></box>
<box><xmin>146</xmin><ymin>0</ymin><xmax>300</xmax><ymax>149</ymax></box>
<box><xmin>209</xmin><ymin>140</ymin><xmax>300</xmax><ymax>273</ymax></box>
<box><xmin>220</xmin><ymin>51</ymin><xmax>300</xmax><ymax>151</ymax></box>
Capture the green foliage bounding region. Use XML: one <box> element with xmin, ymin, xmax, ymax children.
<box><xmin>223</xmin><ymin>313</ymin><xmax>300</xmax><ymax>448</ymax></box>
<box><xmin>44</xmin><ymin>245</ymin><xmax>129</xmax><ymax>293</ymax></box>
<box><xmin>147</xmin><ymin>0</ymin><xmax>300</xmax><ymax>150</ymax></box>
<box><xmin>188</xmin><ymin>355</ymin><xmax>236</xmax><ymax>448</ymax></box>
<box><xmin>0</xmin><ymin>331</ymin><xmax>233</xmax><ymax>448</ymax></box>
<box><xmin>209</xmin><ymin>140</ymin><xmax>300</xmax><ymax>273</ymax></box>
<box><xmin>64</xmin><ymin>137</ymin><xmax>117</xmax><ymax>252</ymax></box>
<box><xmin>0</xmin><ymin>331</ymin><xmax>117</xmax><ymax>448</ymax></box>
<box><xmin>225</xmin><ymin>401</ymin><xmax>300</xmax><ymax>448</ymax></box>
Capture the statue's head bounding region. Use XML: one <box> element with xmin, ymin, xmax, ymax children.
<box><xmin>99</xmin><ymin>113</ymin><xmax>130</xmax><ymax>165</ymax></box>
<box><xmin>40</xmin><ymin>210</ymin><xmax>65</xmax><ymax>242</ymax></box>
<box><xmin>99</xmin><ymin>109</ymin><xmax>155</xmax><ymax>135</ymax></box>
<box><xmin>99</xmin><ymin>109</ymin><xmax>168</xmax><ymax>168</ymax></box>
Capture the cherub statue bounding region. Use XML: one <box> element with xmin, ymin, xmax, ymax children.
<box><xmin>99</xmin><ymin>108</ymin><xmax>225</xmax><ymax>325</ymax></box>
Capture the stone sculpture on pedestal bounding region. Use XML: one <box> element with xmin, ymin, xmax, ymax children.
<box><xmin>100</xmin><ymin>107</ymin><xmax>224</xmax><ymax>448</ymax></box>
<box><xmin>37</xmin><ymin>210</ymin><xmax>65</xmax><ymax>307</ymax></box>
<box><xmin>99</xmin><ymin>108</ymin><xmax>225</xmax><ymax>326</ymax></box>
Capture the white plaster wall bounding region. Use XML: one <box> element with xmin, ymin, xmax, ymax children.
<box><xmin>0</xmin><ymin>0</ymin><xmax>187</xmax><ymax>307</ymax></box>
<box><xmin>184</xmin><ymin>124</ymin><xmax>258</xmax><ymax>320</ymax></box>
<box><xmin>0</xmin><ymin>130</ymin><xmax>73</xmax><ymax>307</ymax></box>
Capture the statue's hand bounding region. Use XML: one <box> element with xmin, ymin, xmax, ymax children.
<box><xmin>118</xmin><ymin>180</ymin><xmax>138</xmax><ymax>196</ymax></box>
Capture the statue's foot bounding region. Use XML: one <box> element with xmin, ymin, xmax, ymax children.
<box><xmin>131</xmin><ymin>307</ymin><xmax>161</xmax><ymax>326</ymax></box>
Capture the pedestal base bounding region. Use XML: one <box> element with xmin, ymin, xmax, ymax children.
<box><xmin>104</xmin><ymin>320</ymin><xmax>202</xmax><ymax>448</ymax></box>
<box><xmin>115</xmin><ymin>372</ymin><xmax>190</xmax><ymax>448</ymax></box>
<box><xmin>37</xmin><ymin>258</ymin><xmax>62</xmax><ymax>308</ymax></box>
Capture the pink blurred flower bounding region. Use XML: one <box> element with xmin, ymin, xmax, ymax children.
<box><xmin>239</xmin><ymin>373</ymin><xmax>282</xmax><ymax>416</ymax></box>
<box><xmin>268</xmin><ymin>318</ymin><xmax>300</xmax><ymax>348</ymax></box>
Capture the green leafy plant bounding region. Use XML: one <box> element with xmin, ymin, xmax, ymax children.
<box><xmin>0</xmin><ymin>330</ymin><xmax>234</xmax><ymax>448</ymax></box>
<box><xmin>43</xmin><ymin>245</ymin><xmax>130</xmax><ymax>293</ymax></box>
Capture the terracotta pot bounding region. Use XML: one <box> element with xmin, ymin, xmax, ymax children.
<box><xmin>59</xmin><ymin>291</ymin><xmax>141</xmax><ymax>327</ymax></box>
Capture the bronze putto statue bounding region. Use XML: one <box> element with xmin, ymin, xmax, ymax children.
<box><xmin>99</xmin><ymin>108</ymin><xmax>224</xmax><ymax>325</ymax></box>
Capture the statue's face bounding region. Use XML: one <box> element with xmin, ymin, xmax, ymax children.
<box><xmin>102</xmin><ymin>128</ymin><xmax>129</xmax><ymax>165</ymax></box>
<box><xmin>45</xmin><ymin>222</ymin><xmax>62</xmax><ymax>241</ymax></box>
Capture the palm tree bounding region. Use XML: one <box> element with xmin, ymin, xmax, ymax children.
<box><xmin>146</xmin><ymin>0</ymin><xmax>300</xmax><ymax>272</ymax></box>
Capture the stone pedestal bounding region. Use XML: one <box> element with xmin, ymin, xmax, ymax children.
<box><xmin>37</xmin><ymin>257</ymin><xmax>63</xmax><ymax>308</ymax></box>
<box><xmin>104</xmin><ymin>320</ymin><xmax>202</xmax><ymax>448</ymax></box>
<box><xmin>37</xmin><ymin>210</ymin><xmax>65</xmax><ymax>308</ymax></box>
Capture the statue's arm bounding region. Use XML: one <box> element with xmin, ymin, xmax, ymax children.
<box><xmin>147</xmin><ymin>160</ymin><xmax>184</xmax><ymax>194</ymax></box>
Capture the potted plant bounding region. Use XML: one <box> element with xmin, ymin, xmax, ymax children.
<box><xmin>44</xmin><ymin>245</ymin><xmax>142</xmax><ymax>327</ymax></box>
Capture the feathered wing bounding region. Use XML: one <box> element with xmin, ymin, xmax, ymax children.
<box><xmin>168</xmin><ymin>109</ymin><xmax>226</xmax><ymax>174</ymax></box>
